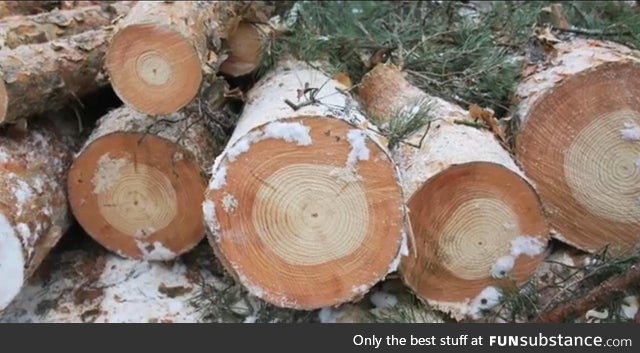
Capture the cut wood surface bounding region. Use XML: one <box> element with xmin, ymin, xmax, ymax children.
<box><xmin>203</xmin><ymin>59</ymin><xmax>407</xmax><ymax>310</ymax></box>
<box><xmin>0</xmin><ymin>28</ymin><xmax>110</xmax><ymax>125</ymax></box>
<box><xmin>358</xmin><ymin>63</ymin><xmax>549</xmax><ymax>321</ymax></box>
<box><xmin>0</xmin><ymin>2</ymin><xmax>132</xmax><ymax>50</ymax></box>
<box><xmin>0</xmin><ymin>246</ymin><xmax>219</xmax><ymax>322</ymax></box>
<box><xmin>219</xmin><ymin>22</ymin><xmax>271</xmax><ymax>77</ymax></box>
<box><xmin>0</xmin><ymin>114</ymin><xmax>78</xmax><ymax>310</ymax></box>
<box><xmin>67</xmin><ymin>103</ymin><xmax>219</xmax><ymax>261</ymax></box>
<box><xmin>514</xmin><ymin>38</ymin><xmax>640</xmax><ymax>254</ymax></box>
<box><xmin>105</xmin><ymin>1</ymin><xmax>243</xmax><ymax>115</ymax></box>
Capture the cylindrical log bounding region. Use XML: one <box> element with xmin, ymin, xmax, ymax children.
<box><xmin>513</xmin><ymin>38</ymin><xmax>640</xmax><ymax>254</ymax></box>
<box><xmin>105</xmin><ymin>1</ymin><xmax>243</xmax><ymax>115</ymax></box>
<box><xmin>0</xmin><ymin>3</ymin><xmax>132</xmax><ymax>50</ymax></box>
<box><xmin>0</xmin><ymin>115</ymin><xmax>78</xmax><ymax>310</ymax></box>
<box><xmin>202</xmin><ymin>59</ymin><xmax>407</xmax><ymax>310</ymax></box>
<box><xmin>358</xmin><ymin>63</ymin><xmax>549</xmax><ymax>321</ymax></box>
<box><xmin>0</xmin><ymin>28</ymin><xmax>110</xmax><ymax>125</ymax></box>
<box><xmin>0</xmin><ymin>246</ymin><xmax>220</xmax><ymax>323</ymax></box>
<box><xmin>67</xmin><ymin>103</ymin><xmax>219</xmax><ymax>261</ymax></box>
<box><xmin>219</xmin><ymin>22</ymin><xmax>271</xmax><ymax>78</ymax></box>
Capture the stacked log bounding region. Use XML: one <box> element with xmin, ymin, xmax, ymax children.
<box><xmin>0</xmin><ymin>29</ymin><xmax>110</xmax><ymax>125</ymax></box>
<box><xmin>0</xmin><ymin>114</ymin><xmax>78</xmax><ymax>310</ymax></box>
<box><xmin>357</xmin><ymin>63</ymin><xmax>549</xmax><ymax>321</ymax></box>
<box><xmin>513</xmin><ymin>38</ymin><xmax>640</xmax><ymax>254</ymax></box>
<box><xmin>219</xmin><ymin>22</ymin><xmax>271</xmax><ymax>78</ymax></box>
<box><xmin>202</xmin><ymin>59</ymin><xmax>407</xmax><ymax>309</ymax></box>
<box><xmin>67</xmin><ymin>101</ymin><xmax>220</xmax><ymax>261</ymax></box>
<box><xmin>0</xmin><ymin>2</ymin><xmax>132</xmax><ymax>50</ymax></box>
<box><xmin>105</xmin><ymin>1</ymin><xmax>244</xmax><ymax>115</ymax></box>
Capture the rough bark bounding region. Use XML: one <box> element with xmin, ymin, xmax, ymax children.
<box><xmin>0</xmin><ymin>2</ymin><xmax>63</xmax><ymax>19</ymax></box>
<box><xmin>0</xmin><ymin>2</ymin><xmax>132</xmax><ymax>50</ymax></box>
<box><xmin>202</xmin><ymin>59</ymin><xmax>407</xmax><ymax>310</ymax></box>
<box><xmin>67</xmin><ymin>99</ymin><xmax>219</xmax><ymax>261</ymax></box>
<box><xmin>0</xmin><ymin>113</ymin><xmax>79</xmax><ymax>311</ymax></box>
<box><xmin>105</xmin><ymin>1</ymin><xmax>245</xmax><ymax>115</ymax></box>
<box><xmin>0</xmin><ymin>28</ymin><xmax>110</xmax><ymax>125</ymax></box>
<box><xmin>513</xmin><ymin>38</ymin><xmax>640</xmax><ymax>254</ymax></box>
<box><xmin>358</xmin><ymin>63</ymin><xmax>549</xmax><ymax>321</ymax></box>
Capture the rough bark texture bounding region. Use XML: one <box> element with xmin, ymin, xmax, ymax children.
<box><xmin>106</xmin><ymin>1</ymin><xmax>245</xmax><ymax>114</ymax></box>
<box><xmin>203</xmin><ymin>59</ymin><xmax>407</xmax><ymax>310</ymax></box>
<box><xmin>0</xmin><ymin>28</ymin><xmax>110</xmax><ymax>124</ymax></box>
<box><xmin>68</xmin><ymin>101</ymin><xmax>219</xmax><ymax>261</ymax></box>
<box><xmin>0</xmin><ymin>2</ymin><xmax>63</xmax><ymax>19</ymax></box>
<box><xmin>0</xmin><ymin>113</ymin><xmax>79</xmax><ymax>310</ymax></box>
<box><xmin>358</xmin><ymin>63</ymin><xmax>548</xmax><ymax>321</ymax></box>
<box><xmin>0</xmin><ymin>245</ymin><xmax>221</xmax><ymax>323</ymax></box>
<box><xmin>513</xmin><ymin>38</ymin><xmax>640</xmax><ymax>254</ymax></box>
<box><xmin>0</xmin><ymin>2</ymin><xmax>132</xmax><ymax>50</ymax></box>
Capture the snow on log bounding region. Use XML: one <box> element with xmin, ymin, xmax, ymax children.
<box><xmin>0</xmin><ymin>247</ymin><xmax>219</xmax><ymax>323</ymax></box>
<box><xmin>358</xmin><ymin>63</ymin><xmax>549</xmax><ymax>321</ymax></box>
<box><xmin>0</xmin><ymin>115</ymin><xmax>78</xmax><ymax>311</ymax></box>
<box><xmin>202</xmin><ymin>59</ymin><xmax>407</xmax><ymax>310</ymax></box>
<box><xmin>513</xmin><ymin>38</ymin><xmax>640</xmax><ymax>254</ymax></box>
<box><xmin>0</xmin><ymin>2</ymin><xmax>132</xmax><ymax>50</ymax></box>
<box><xmin>0</xmin><ymin>28</ymin><xmax>109</xmax><ymax>125</ymax></box>
<box><xmin>105</xmin><ymin>1</ymin><xmax>243</xmax><ymax>115</ymax></box>
<box><xmin>67</xmin><ymin>104</ymin><xmax>219</xmax><ymax>261</ymax></box>
<box><xmin>219</xmin><ymin>22</ymin><xmax>271</xmax><ymax>78</ymax></box>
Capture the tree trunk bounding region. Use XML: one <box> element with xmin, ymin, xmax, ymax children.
<box><xmin>0</xmin><ymin>246</ymin><xmax>221</xmax><ymax>323</ymax></box>
<box><xmin>202</xmin><ymin>59</ymin><xmax>407</xmax><ymax>310</ymax></box>
<box><xmin>0</xmin><ymin>2</ymin><xmax>62</xmax><ymax>19</ymax></box>
<box><xmin>0</xmin><ymin>113</ymin><xmax>78</xmax><ymax>311</ymax></box>
<box><xmin>358</xmin><ymin>63</ymin><xmax>549</xmax><ymax>321</ymax></box>
<box><xmin>0</xmin><ymin>2</ymin><xmax>132</xmax><ymax>50</ymax></box>
<box><xmin>0</xmin><ymin>28</ymin><xmax>110</xmax><ymax>125</ymax></box>
<box><xmin>219</xmin><ymin>22</ymin><xmax>272</xmax><ymax>78</ymax></box>
<box><xmin>513</xmin><ymin>38</ymin><xmax>640</xmax><ymax>255</ymax></box>
<box><xmin>105</xmin><ymin>1</ymin><xmax>244</xmax><ymax>115</ymax></box>
<box><xmin>67</xmin><ymin>99</ymin><xmax>220</xmax><ymax>261</ymax></box>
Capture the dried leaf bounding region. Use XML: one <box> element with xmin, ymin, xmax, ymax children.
<box><xmin>469</xmin><ymin>104</ymin><xmax>506</xmax><ymax>142</ymax></box>
<box><xmin>333</xmin><ymin>72</ymin><xmax>352</xmax><ymax>88</ymax></box>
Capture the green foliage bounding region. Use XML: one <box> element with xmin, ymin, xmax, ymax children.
<box><xmin>379</xmin><ymin>98</ymin><xmax>435</xmax><ymax>150</ymax></box>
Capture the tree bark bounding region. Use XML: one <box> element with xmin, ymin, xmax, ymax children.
<box><xmin>358</xmin><ymin>63</ymin><xmax>549</xmax><ymax>321</ymax></box>
<box><xmin>105</xmin><ymin>1</ymin><xmax>245</xmax><ymax>115</ymax></box>
<box><xmin>513</xmin><ymin>38</ymin><xmax>640</xmax><ymax>255</ymax></box>
<box><xmin>0</xmin><ymin>2</ymin><xmax>132</xmax><ymax>50</ymax></box>
<box><xmin>0</xmin><ymin>28</ymin><xmax>110</xmax><ymax>125</ymax></box>
<box><xmin>0</xmin><ymin>2</ymin><xmax>63</xmax><ymax>19</ymax></box>
<box><xmin>67</xmin><ymin>99</ymin><xmax>220</xmax><ymax>261</ymax></box>
<box><xmin>202</xmin><ymin>59</ymin><xmax>407</xmax><ymax>310</ymax></box>
<box><xmin>0</xmin><ymin>113</ymin><xmax>79</xmax><ymax>311</ymax></box>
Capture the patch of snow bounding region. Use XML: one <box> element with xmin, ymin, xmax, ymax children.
<box><xmin>318</xmin><ymin>307</ymin><xmax>338</xmax><ymax>323</ymax></box>
<box><xmin>227</xmin><ymin>130</ymin><xmax>263</xmax><ymax>161</ymax></box>
<box><xmin>263</xmin><ymin>122</ymin><xmax>312</xmax><ymax>145</ymax></box>
<box><xmin>620</xmin><ymin>296</ymin><xmax>639</xmax><ymax>320</ymax></box>
<box><xmin>15</xmin><ymin>223</ymin><xmax>31</xmax><ymax>244</ymax></box>
<box><xmin>202</xmin><ymin>200</ymin><xmax>219</xmax><ymax>241</ymax></box>
<box><xmin>0</xmin><ymin>214</ymin><xmax>25</xmax><ymax>310</ymax></box>
<box><xmin>510</xmin><ymin>235</ymin><xmax>546</xmax><ymax>257</ymax></box>
<box><xmin>370</xmin><ymin>291</ymin><xmax>398</xmax><ymax>309</ymax></box>
<box><xmin>469</xmin><ymin>286</ymin><xmax>502</xmax><ymax>319</ymax></box>
<box><xmin>387</xmin><ymin>231</ymin><xmax>409</xmax><ymax>274</ymax></box>
<box><xmin>92</xmin><ymin>153</ymin><xmax>128</xmax><ymax>194</ymax></box>
<box><xmin>243</xmin><ymin>316</ymin><xmax>258</xmax><ymax>323</ymax></box>
<box><xmin>135</xmin><ymin>240</ymin><xmax>176</xmax><ymax>261</ymax></box>
<box><xmin>351</xmin><ymin>284</ymin><xmax>370</xmax><ymax>295</ymax></box>
<box><xmin>346</xmin><ymin>129</ymin><xmax>370</xmax><ymax>167</ymax></box>
<box><xmin>490</xmin><ymin>255</ymin><xmax>515</xmax><ymax>279</ymax></box>
<box><xmin>221</xmin><ymin>193</ymin><xmax>238</xmax><ymax>213</ymax></box>
<box><xmin>13</xmin><ymin>179</ymin><xmax>33</xmax><ymax>205</ymax></box>
<box><xmin>209</xmin><ymin>165</ymin><xmax>227</xmax><ymax>190</ymax></box>
<box><xmin>621</xmin><ymin>122</ymin><xmax>640</xmax><ymax>141</ymax></box>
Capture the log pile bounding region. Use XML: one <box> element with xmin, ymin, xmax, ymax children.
<box><xmin>0</xmin><ymin>1</ymin><xmax>638</xmax><ymax>323</ymax></box>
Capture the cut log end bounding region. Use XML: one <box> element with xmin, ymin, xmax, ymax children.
<box><xmin>219</xmin><ymin>22</ymin><xmax>264</xmax><ymax>78</ymax></box>
<box><xmin>0</xmin><ymin>215</ymin><xmax>24</xmax><ymax>309</ymax></box>
<box><xmin>401</xmin><ymin>162</ymin><xmax>549</xmax><ymax>319</ymax></box>
<box><xmin>204</xmin><ymin>116</ymin><xmax>405</xmax><ymax>309</ymax></box>
<box><xmin>68</xmin><ymin>133</ymin><xmax>206</xmax><ymax>261</ymax></box>
<box><xmin>516</xmin><ymin>62</ymin><xmax>640</xmax><ymax>254</ymax></box>
<box><xmin>106</xmin><ymin>24</ymin><xmax>202</xmax><ymax>115</ymax></box>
